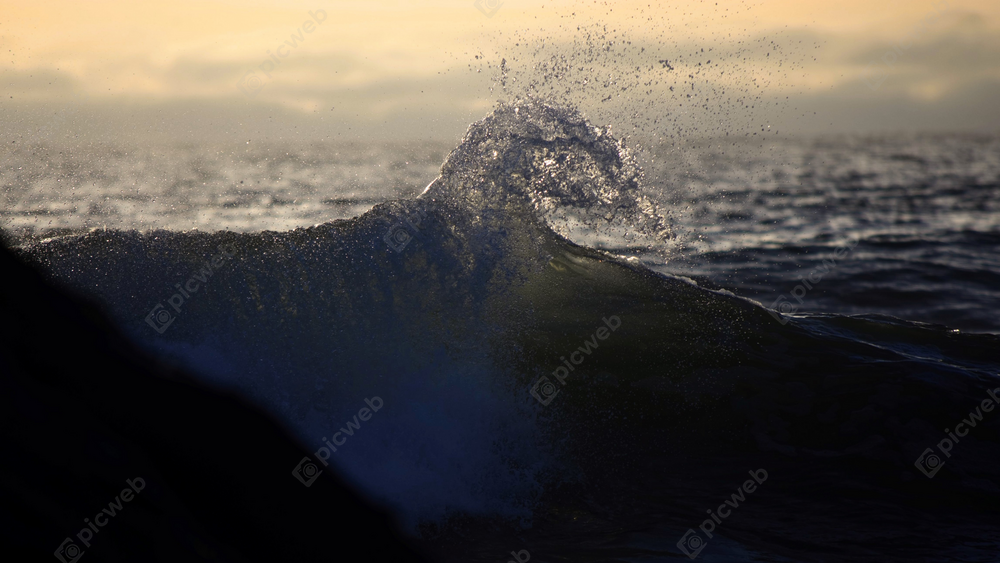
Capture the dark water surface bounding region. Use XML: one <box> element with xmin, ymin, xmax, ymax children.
<box><xmin>8</xmin><ymin>103</ymin><xmax>1000</xmax><ymax>562</ymax></box>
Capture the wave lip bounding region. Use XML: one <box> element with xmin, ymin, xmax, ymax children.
<box><xmin>423</xmin><ymin>99</ymin><xmax>674</xmax><ymax>251</ymax></box>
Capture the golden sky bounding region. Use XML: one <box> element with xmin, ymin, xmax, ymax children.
<box><xmin>2</xmin><ymin>0</ymin><xmax>998</xmax><ymax>138</ymax></box>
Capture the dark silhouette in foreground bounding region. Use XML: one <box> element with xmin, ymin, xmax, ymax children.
<box><xmin>0</xmin><ymin>242</ymin><xmax>426</xmax><ymax>562</ymax></box>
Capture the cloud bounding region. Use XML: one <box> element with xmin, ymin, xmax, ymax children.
<box><xmin>1</xmin><ymin>8</ymin><xmax>997</xmax><ymax>141</ymax></box>
<box><xmin>0</xmin><ymin>69</ymin><xmax>80</xmax><ymax>100</ymax></box>
<box><xmin>847</xmin><ymin>12</ymin><xmax>1000</xmax><ymax>94</ymax></box>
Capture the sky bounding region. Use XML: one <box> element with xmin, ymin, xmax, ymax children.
<box><xmin>1</xmin><ymin>0</ymin><xmax>998</xmax><ymax>143</ymax></box>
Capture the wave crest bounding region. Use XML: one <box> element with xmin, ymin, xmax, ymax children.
<box><xmin>427</xmin><ymin>99</ymin><xmax>673</xmax><ymax>250</ymax></box>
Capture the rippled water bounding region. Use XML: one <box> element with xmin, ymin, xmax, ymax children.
<box><xmin>650</xmin><ymin>134</ymin><xmax>1000</xmax><ymax>332</ymax></box>
<box><xmin>10</xmin><ymin>102</ymin><xmax>1000</xmax><ymax>562</ymax></box>
<box><xmin>0</xmin><ymin>141</ymin><xmax>450</xmax><ymax>235</ymax></box>
<box><xmin>4</xmin><ymin>132</ymin><xmax>998</xmax><ymax>332</ymax></box>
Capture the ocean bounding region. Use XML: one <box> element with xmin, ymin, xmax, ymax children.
<box><xmin>6</xmin><ymin>101</ymin><xmax>1000</xmax><ymax>561</ymax></box>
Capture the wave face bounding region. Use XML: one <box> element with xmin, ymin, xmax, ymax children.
<box><xmin>20</xmin><ymin>100</ymin><xmax>1000</xmax><ymax>561</ymax></box>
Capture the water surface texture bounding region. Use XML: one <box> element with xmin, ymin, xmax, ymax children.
<box><xmin>8</xmin><ymin>101</ymin><xmax>1000</xmax><ymax>562</ymax></box>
